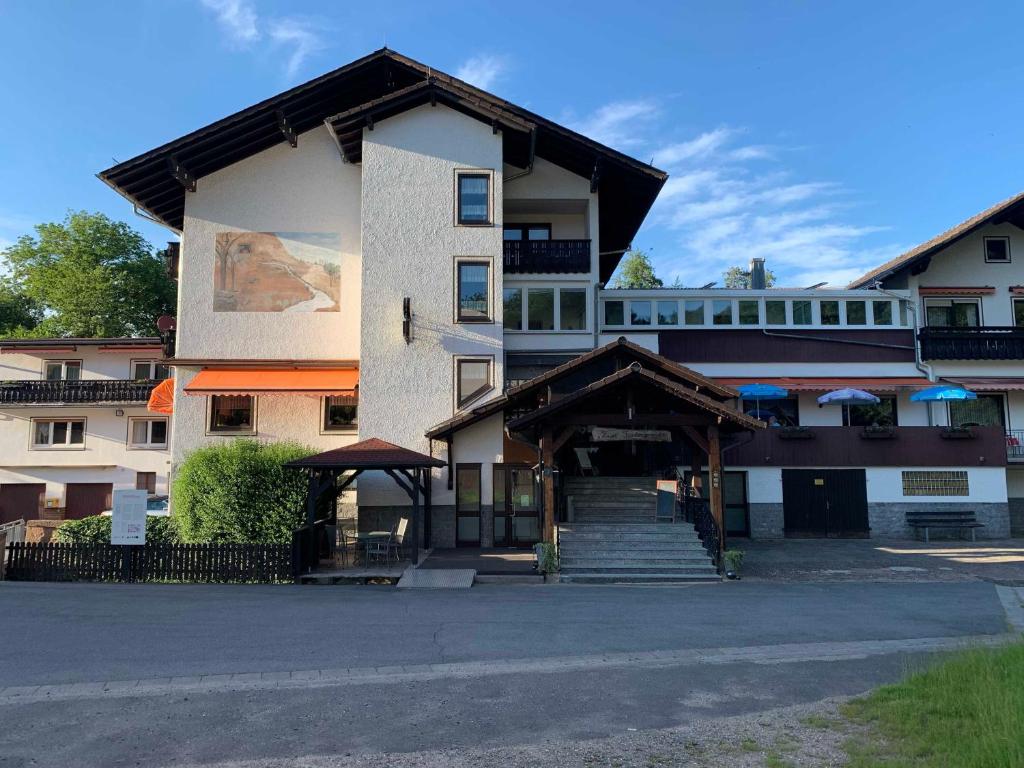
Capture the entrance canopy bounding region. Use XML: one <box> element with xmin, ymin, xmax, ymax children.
<box><xmin>184</xmin><ymin>367</ymin><xmax>358</xmax><ymax>396</ymax></box>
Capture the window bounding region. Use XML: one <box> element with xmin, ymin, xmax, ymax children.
<box><xmin>984</xmin><ymin>236</ymin><xmax>1010</xmax><ymax>263</ymax></box>
<box><xmin>630</xmin><ymin>301</ymin><xmax>652</xmax><ymax>325</ymax></box>
<box><xmin>456</xmin><ymin>358</ymin><xmax>492</xmax><ymax>408</ymax></box>
<box><xmin>949</xmin><ymin>394</ymin><xmax>1005</xmax><ymax>428</ymax></box>
<box><xmin>738</xmin><ymin>300</ymin><xmax>759</xmax><ymax>325</ymax></box>
<box><xmin>504</xmin><ymin>288</ymin><xmax>523</xmax><ymax>330</ymax></box>
<box><xmin>925</xmin><ymin>299</ymin><xmax>980</xmax><ymax>327</ymax></box>
<box><xmin>712</xmin><ymin>300</ymin><xmax>733</xmax><ymax>325</ymax></box>
<box><xmin>604</xmin><ymin>300</ymin><xmax>624</xmax><ymax>326</ymax></box>
<box><xmin>129</xmin><ymin>418</ymin><xmax>168</xmax><ymax>448</ymax></box>
<box><xmin>843</xmin><ymin>397</ymin><xmax>897</xmax><ymax>427</ymax></box>
<box><xmin>527</xmin><ymin>288</ymin><xmax>555</xmax><ymax>330</ymax></box>
<box><xmin>136</xmin><ymin>472</ymin><xmax>157</xmax><ymax>494</ymax></box>
<box><xmin>846</xmin><ymin>301</ymin><xmax>867</xmax><ymax>325</ymax></box>
<box><xmin>208</xmin><ymin>395</ymin><xmax>256</xmax><ymax>434</ymax></box>
<box><xmin>559</xmin><ymin>289</ymin><xmax>587</xmax><ymax>331</ymax></box>
<box><xmin>765</xmin><ymin>300</ymin><xmax>786</xmax><ymax>325</ymax></box>
<box><xmin>1015</xmin><ymin>299</ymin><xmax>1024</xmax><ymax>327</ymax></box>
<box><xmin>684</xmin><ymin>300</ymin><xmax>705</xmax><ymax>325</ymax></box>
<box><xmin>742</xmin><ymin>397</ymin><xmax>799</xmax><ymax>426</ymax></box>
<box><xmin>44</xmin><ymin>361</ymin><xmax>81</xmax><ymax>381</ymax></box>
<box><xmin>456</xmin><ymin>260</ymin><xmax>490</xmax><ymax>322</ymax></box>
<box><xmin>31</xmin><ymin>418</ymin><xmax>85</xmax><ymax>448</ymax></box>
<box><xmin>132</xmin><ymin>360</ymin><xmax>170</xmax><ymax>380</ymax></box>
<box><xmin>323</xmin><ymin>395</ymin><xmax>358</xmax><ymax>431</ymax></box>
<box><xmin>902</xmin><ymin>470</ymin><xmax>968</xmax><ymax>497</ymax></box>
<box><xmin>503</xmin><ymin>223</ymin><xmax>550</xmax><ymax>240</ymax></box>
<box><xmin>657</xmin><ymin>300</ymin><xmax>678</xmax><ymax>325</ymax></box>
<box><xmin>456</xmin><ymin>172</ymin><xmax>491</xmax><ymax>225</ymax></box>
<box><xmin>820</xmin><ymin>301</ymin><xmax>840</xmax><ymax>325</ymax></box>
<box><xmin>872</xmin><ymin>300</ymin><xmax>893</xmax><ymax>325</ymax></box>
<box><xmin>792</xmin><ymin>300</ymin><xmax>812</xmax><ymax>325</ymax></box>
<box><xmin>455</xmin><ymin>464</ymin><xmax>481</xmax><ymax>545</ymax></box>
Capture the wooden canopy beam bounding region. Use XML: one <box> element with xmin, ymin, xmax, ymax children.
<box><xmin>275</xmin><ymin>109</ymin><xmax>298</xmax><ymax>148</ymax></box>
<box><xmin>682</xmin><ymin>426</ymin><xmax>709</xmax><ymax>454</ymax></box>
<box><xmin>707</xmin><ymin>425</ymin><xmax>725</xmax><ymax>565</ymax></box>
<box><xmin>167</xmin><ymin>156</ymin><xmax>196</xmax><ymax>192</ymax></box>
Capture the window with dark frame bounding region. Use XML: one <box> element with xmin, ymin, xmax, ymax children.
<box><xmin>456</xmin><ymin>358</ymin><xmax>492</xmax><ymax>408</ymax></box>
<box><xmin>503</xmin><ymin>223</ymin><xmax>551</xmax><ymax>240</ymax></box>
<box><xmin>455</xmin><ymin>464</ymin><xmax>482</xmax><ymax>545</ymax></box>
<box><xmin>456</xmin><ymin>261</ymin><xmax>490</xmax><ymax>322</ymax></box>
<box><xmin>765</xmin><ymin>300</ymin><xmax>787</xmax><ymax>325</ymax></box>
<box><xmin>820</xmin><ymin>301</ymin><xmax>840</xmax><ymax>325</ymax></box>
<box><xmin>504</xmin><ymin>288</ymin><xmax>523</xmax><ymax>330</ymax></box>
<box><xmin>984</xmin><ymin>236</ymin><xmax>1010</xmax><ymax>263</ymax></box>
<box><xmin>559</xmin><ymin>289</ymin><xmax>587</xmax><ymax>330</ymax></box>
<box><xmin>209</xmin><ymin>395</ymin><xmax>255</xmax><ymax>433</ymax></box>
<box><xmin>457</xmin><ymin>173</ymin><xmax>491</xmax><ymax>225</ymax></box>
<box><xmin>323</xmin><ymin>394</ymin><xmax>358</xmax><ymax>431</ymax></box>
<box><xmin>527</xmin><ymin>288</ymin><xmax>555</xmax><ymax>330</ymax></box>
<box><xmin>605</xmin><ymin>300</ymin><xmax>624</xmax><ymax>325</ymax></box>
<box><xmin>1015</xmin><ymin>299</ymin><xmax>1024</xmax><ymax>328</ymax></box>
<box><xmin>738</xmin><ymin>300</ymin><xmax>759</xmax><ymax>325</ymax></box>
<box><xmin>136</xmin><ymin>472</ymin><xmax>157</xmax><ymax>494</ymax></box>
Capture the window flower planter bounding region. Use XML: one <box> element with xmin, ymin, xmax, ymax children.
<box><xmin>940</xmin><ymin>427</ymin><xmax>975</xmax><ymax>440</ymax></box>
<box><xmin>778</xmin><ymin>426</ymin><xmax>814</xmax><ymax>440</ymax></box>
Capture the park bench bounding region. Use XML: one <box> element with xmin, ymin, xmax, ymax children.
<box><xmin>906</xmin><ymin>510</ymin><xmax>984</xmax><ymax>543</ymax></box>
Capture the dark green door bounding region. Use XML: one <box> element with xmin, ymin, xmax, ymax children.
<box><xmin>782</xmin><ymin>469</ymin><xmax>868</xmax><ymax>537</ymax></box>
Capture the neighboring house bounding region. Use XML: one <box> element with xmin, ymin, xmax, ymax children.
<box><xmin>0</xmin><ymin>338</ymin><xmax>171</xmax><ymax>523</ymax></box>
<box><xmin>95</xmin><ymin>48</ymin><xmax>1015</xmax><ymax>567</ymax></box>
<box><xmin>850</xmin><ymin>192</ymin><xmax>1024</xmax><ymax>537</ymax></box>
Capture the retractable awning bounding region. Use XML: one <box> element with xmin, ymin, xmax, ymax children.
<box><xmin>944</xmin><ymin>377</ymin><xmax>1024</xmax><ymax>391</ymax></box>
<box><xmin>184</xmin><ymin>368</ymin><xmax>358</xmax><ymax>396</ymax></box>
<box><xmin>716</xmin><ymin>377</ymin><xmax>933</xmax><ymax>393</ymax></box>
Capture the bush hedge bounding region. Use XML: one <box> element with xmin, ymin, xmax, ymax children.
<box><xmin>54</xmin><ymin>515</ymin><xmax>180</xmax><ymax>544</ymax></box>
<box><xmin>172</xmin><ymin>439</ymin><xmax>314</xmax><ymax>544</ymax></box>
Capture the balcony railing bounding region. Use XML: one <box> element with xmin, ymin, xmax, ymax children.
<box><xmin>918</xmin><ymin>326</ymin><xmax>1024</xmax><ymax>360</ymax></box>
<box><xmin>1007</xmin><ymin>431</ymin><xmax>1024</xmax><ymax>461</ymax></box>
<box><xmin>0</xmin><ymin>379</ymin><xmax>159</xmax><ymax>406</ymax></box>
<box><xmin>503</xmin><ymin>239</ymin><xmax>591</xmax><ymax>274</ymax></box>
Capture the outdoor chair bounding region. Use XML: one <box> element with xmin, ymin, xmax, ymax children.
<box><xmin>365</xmin><ymin>533</ymin><xmax>392</xmax><ymax>566</ymax></box>
<box><xmin>574</xmin><ymin>447</ymin><xmax>597</xmax><ymax>476</ymax></box>
<box><xmin>389</xmin><ymin>517</ymin><xmax>409</xmax><ymax>562</ymax></box>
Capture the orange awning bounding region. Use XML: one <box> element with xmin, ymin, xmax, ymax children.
<box><xmin>147</xmin><ymin>377</ymin><xmax>175</xmax><ymax>414</ymax></box>
<box><xmin>184</xmin><ymin>368</ymin><xmax>358</xmax><ymax>396</ymax></box>
<box><xmin>717</xmin><ymin>377</ymin><xmax>933</xmax><ymax>393</ymax></box>
<box><xmin>945</xmin><ymin>377</ymin><xmax>1024</xmax><ymax>391</ymax></box>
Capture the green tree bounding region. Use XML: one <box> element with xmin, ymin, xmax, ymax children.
<box><xmin>610</xmin><ymin>250</ymin><xmax>663</xmax><ymax>289</ymax></box>
<box><xmin>723</xmin><ymin>264</ymin><xmax>777</xmax><ymax>289</ymax></box>
<box><xmin>0</xmin><ymin>279</ymin><xmax>41</xmax><ymax>337</ymax></box>
<box><xmin>2</xmin><ymin>211</ymin><xmax>176</xmax><ymax>337</ymax></box>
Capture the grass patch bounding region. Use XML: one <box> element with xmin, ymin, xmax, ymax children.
<box><xmin>842</xmin><ymin>642</ymin><xmax>1024</xmax><ymax>767</ymax></box>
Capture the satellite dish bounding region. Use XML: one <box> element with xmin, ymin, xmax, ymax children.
<box><xmin>156</xmin><ymin>315</ymin><xmax>177</xmax><ymax>332</ymax></box>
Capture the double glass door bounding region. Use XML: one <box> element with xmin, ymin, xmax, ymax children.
<box><xmin>493</xmin><ymin>465</ymin><xmax>540</xmax><ymax>548</ymax></box>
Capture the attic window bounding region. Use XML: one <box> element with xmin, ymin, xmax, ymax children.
<box><xmin>984</xmin><ymin>237</ymin><xmax>1010</xmax><ymax>263</ymax></box>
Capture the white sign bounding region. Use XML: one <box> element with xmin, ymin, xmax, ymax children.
<box><xmin>111</xmin><ymin>489</ymin><xmax>148</xmax><ymax>545</ymax></box>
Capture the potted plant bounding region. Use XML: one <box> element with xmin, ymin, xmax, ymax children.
<box><xmin>940</xmin><ymin>425</ymin><xmax>975</xmax><ymax>439</ymax></box>
<box><xmin>860</xmin><ymin>423</ymin><xmax>896</xmax><ymax>439</ymax></box>
<box><xmin>723</xmin><ymin>548</ymin><xmax>744</xmax><ymax>580</ymax></box>
<box><xmin>535</xmin><ymin>542</ymin><xmax>559</xmax><ymax>582</ymax></box>
<box><xmin>778</xmin><ymin>426</ymin><xmax>813</xmax><ymax>439</ymax></box>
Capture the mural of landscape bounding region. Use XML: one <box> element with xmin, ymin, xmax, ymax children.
<box><xmin>213</xmin><ymin>232</ymin><xmax>342</xmax><ymax>312</ymax></box>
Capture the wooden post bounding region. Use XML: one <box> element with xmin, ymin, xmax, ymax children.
<box><xmin>541</xmin><ymin>427</ymin><xmax>555</xmax><ymax>543</ymax></box>
<box><xmin>306</xmin><ymin>471</ymin><xmax>318</xmax><ymax>526</ymax></box>
<box><xmin>707</xmin><ymin>425</ymin><xmax>725</xmax><ymax>562</ymax></box>
<box><xmin>423</xmin><ymin>467</ymin><xmax>433</xmax><ymax>550</ymax></box>
<box><xmin>410</xmin><ymin>469</ymin><xmax>421</xmax><ymax>566</ymax></box>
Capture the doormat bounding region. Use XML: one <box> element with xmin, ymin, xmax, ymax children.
<box><xmin>397</xmin><ymin>568</ymin><xmax>476</xmax><ymax>589</ymax></box>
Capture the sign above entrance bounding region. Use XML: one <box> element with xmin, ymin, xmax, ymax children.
<box><xmin>590</xmin><ymin>427</ymin><xmax>672</xmax><ymax>442</ymax></box>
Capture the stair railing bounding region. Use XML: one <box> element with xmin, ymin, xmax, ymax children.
<box><xmin>678</xmin><ymin>490</ymin><xmax>720</xmax><ymax>570</ymax></box>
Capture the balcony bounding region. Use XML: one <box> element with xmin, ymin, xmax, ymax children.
<box><xmin>726</xmin><ymin>425</ymin><xmax>1007</xmax><ymax>468</ymax></box>
<box><xmin>918</xmin><ymin>326</ymin><xmax>1024</xmax><ymax>360</ymax></box>
<box><xmin>503</xmin><ymin>239</ymin><xmax>591</xmax><ymax>274</ymax></box>
<box><xmin>0</xmin><ymin>379</ymin><xmax>159</xmax><ymax>406</ymax></box>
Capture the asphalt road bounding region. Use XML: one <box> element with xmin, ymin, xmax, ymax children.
<box><xmin>0</xmin><ymin>580</ymin><xmax>1015</xmax><ymax>767</ymax></box>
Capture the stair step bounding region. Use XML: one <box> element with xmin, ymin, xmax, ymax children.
<box><xmin>559</xmin><ymin>572</ymin><xmax>720</xmax><ymax>583</ymax></box>
<box><xmin>560</xmin><ymin>547</ymin><xmax>708</xmax><ymax>557</ymax></box>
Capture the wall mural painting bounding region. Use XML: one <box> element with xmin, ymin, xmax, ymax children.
<box><xmin>213</xmin><ymin>232</ymin><xmax>342</xmax><ymax>312</ymax></box>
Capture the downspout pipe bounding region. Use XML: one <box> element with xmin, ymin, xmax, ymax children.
<box><xmin>873</xmin><ymin>282</ymin><xmax>936</xmax><ymax>425</ymax></box>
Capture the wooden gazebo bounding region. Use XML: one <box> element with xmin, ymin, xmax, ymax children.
<box><xmin>286</xmin><ymin>438</ymin><xmax>445</xmax><ymax>569</ymax></box>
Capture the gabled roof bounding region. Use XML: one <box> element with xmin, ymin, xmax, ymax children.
<box><xmin>98</xmin><ymin>48</ymin><xmax>667</xmax><ymax>283</ymax></box>
<box><xmin>506</xmin><ymin>363</ymin><xmax>763</xmax><ymax>434</ymax></box>
<box><xmin>849</xmin><ymin>191</ymin><xmax>1024</xmax><ymax>288</ymax></box>
<box><xmin>285</xmin><ymin>437</ymin><xmax>445</xmax><ymax>470</ymax></box>
<box><xmin>424</xmin><ymin>337</ymin><xmax>739</xmax><ymax>440</ymax></box>
<box><xmin>0</xmin><ymin>337</ymin><xmax>161</xmax><ymax>351</ymax></box>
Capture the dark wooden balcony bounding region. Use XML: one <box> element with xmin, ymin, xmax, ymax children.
<box><xmin>726</xmin><ymin>425</ymin><xmax>1007</xmax><ymax>468</ymax></box>
<box><xmin>918</xmin><ymin>326</ymin><xmax>1024</xmax><ymax>360</ymax></box>
<box><xmin>0</xmin><ymin>379</ymin><xmax>159</xmax><ymax>406</ymax></box>
<box><xmin>503</xmin><ymin>239</ymin><xmax>591</xmax><ymax>274</ymax></box>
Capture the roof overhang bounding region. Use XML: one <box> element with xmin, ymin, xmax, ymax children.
<box><xmin>716</xmin><ymin>377</ymin><xmax>933</xmax><ymax>393</ymax></box>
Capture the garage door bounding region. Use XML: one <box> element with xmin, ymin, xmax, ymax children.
<box><xmin>782</xmin><ymin>469</ymin><xmax>869</xmax><ymax>538</ymax></box>
<box><xmin>0</xmin><ymin>483</ymin><xmax>45</xmax><ymax>524</ymax></box>
<box><xmin>65</xmin><ymin>483</ymin><xmax>112</xmax><ymax>520</ymax></box>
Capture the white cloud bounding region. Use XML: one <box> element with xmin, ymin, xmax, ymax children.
<box><xmin>267</xmin><ymin>18</ymin><xmax>325</xmax><ymax>79</ymax></box>
<box><xmin>653</xmin><ymin>128</ymin><xmax>736</xmax><ymax>166</ymax></box>
<box><xmin>200</xmin><ymin>0</ymin><xmax>260</xmax><ymax>46</ymax></box>
<box><xmin>455</xmin><ymin>54</ymin><xmax>509</xmax><ymax>91</ymax></box>
<box><xmin>569</xmin><ymin>100</ymin><xmax>660</xmax><ymax>149</ymax></box>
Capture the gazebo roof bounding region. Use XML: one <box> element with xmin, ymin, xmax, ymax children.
<box><xmin>285</xmin><ymin>438</ymin><xmax>445</xmax><ymax>470</ymax></box>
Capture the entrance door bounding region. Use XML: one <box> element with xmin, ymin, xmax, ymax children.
<box><xmin>782</xmin><ymin>469</ymin><xmax>868</xmax><ymax>537</ymax></box>
<box><xmin>65</xmin><ymin>483</ymin><xmax>113</xmax><ymax>521</ymax></box>
<box><xmin>493</xmin><ymin>465</ymin><xmax>540</xmax><ymax>548</ymax></box>
<box><xmin>0</xmin><ymin>483</ymin><xmax>45</xmax><ymax>524</ymax></box>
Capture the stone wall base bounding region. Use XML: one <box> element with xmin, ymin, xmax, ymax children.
<box><xmin>868</xmin><ymin>502</ymin><xmax>1010</xmax><ymax>539</ymax></box>
<box><xmin>748</xmin><ymin>503</ymin><xmax>785</xmax><ymax>539</ymax></box>
<box><xmin>1007</xmin><ymin>498</ymin><xmax>1024</xmax><ymax>538</ymax></box>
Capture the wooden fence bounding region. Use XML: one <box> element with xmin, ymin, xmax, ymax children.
<box><xmin>3</xmin><ymin>542</ymin><xmax>293</xmax><ymax>584</ymax></box>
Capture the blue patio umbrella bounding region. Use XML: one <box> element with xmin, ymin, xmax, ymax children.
<box><xmin>737</xmin><ymin>383</ymin><xmax>789</xmax><ymax>422</ymax></box>
<box><xmin>816</xmin><ymin>388</ymin><xmax>880</xmax><ymax>407</ymax></box>
<box><xmin>910</xmin><ymin>385</ymin><xmax>978</xmax><ymax>402</ymax></box>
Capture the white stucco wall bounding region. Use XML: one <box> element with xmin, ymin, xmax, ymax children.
<box><xmin>177</xmin><ymin>127</ymin><xmax>361</xmax><ymax>361</ymax></box>
<box><xmin>865</xmin><ymin>467</ymin><xmax>1007</xmax><ymax>504</ymax></box>
<box><xmin>357</xmin><ymin>105</ymin><xmax>505</xmax><ymax>507</ymax></box>
<box><xmin>0</xmin><ymin>347</ymin><xmax>163</xmax><ymax>381</ymax></box>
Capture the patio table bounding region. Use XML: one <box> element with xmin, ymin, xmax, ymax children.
<box><xmin>345</xmin><ymin>531</ymin><xmax>392</xmax><ymax>565</ymax></box>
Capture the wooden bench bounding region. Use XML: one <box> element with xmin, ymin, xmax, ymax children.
<box><xmin>906</xmin><ymin>510</ymin><xmax>984</xmax><ymax>543</ymax></box>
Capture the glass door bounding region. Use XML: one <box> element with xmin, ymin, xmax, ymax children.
<box><xmin>493</xmin><ymin>465</ymin><xmax>540</xmax><ymax>548</ymax></box>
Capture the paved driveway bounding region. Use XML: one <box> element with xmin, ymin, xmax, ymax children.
<box><xmin>0</xmin><ymin>580</ymin><xmax>1018</xmax><ymax>767</ymax></box>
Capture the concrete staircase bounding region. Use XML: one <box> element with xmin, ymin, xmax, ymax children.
<box><xmin>559</xmin><ymin>477</ymin><xmax>719</xmax><ymax>583</ymax></box>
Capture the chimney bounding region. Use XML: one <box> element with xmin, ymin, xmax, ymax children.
<box><xmin>749</xmin><ymin>257</ymin><xmax>766</xmax><ymax>290</ymax></box>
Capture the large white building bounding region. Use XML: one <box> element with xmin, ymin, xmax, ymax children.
<box><xmin>90</xmin><ymin>49</ymin><xmax>1019</xmax><ymax>578</ymax></box>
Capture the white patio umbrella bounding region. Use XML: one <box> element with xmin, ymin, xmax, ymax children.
<box><xmin>817</xmin><ymin>388</ymin><xmax>881</xmax><ymax>425</ymax></box>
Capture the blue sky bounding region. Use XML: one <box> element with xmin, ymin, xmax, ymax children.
<box><xmin>2</xmin><ymin>1</ymin><xmax>1023</xmax><ymax>287</ymax></box>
